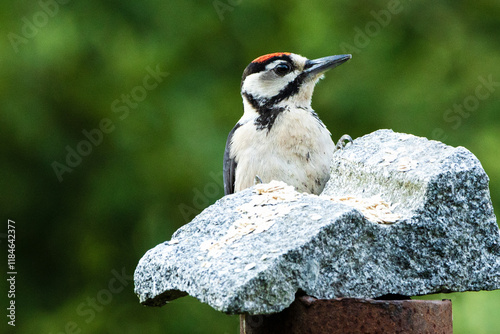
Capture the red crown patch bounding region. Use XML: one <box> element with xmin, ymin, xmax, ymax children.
<box><xmin>252</xmin><ymin>52</ymin><xmax>291</xmax><ymax>63</ymax></box>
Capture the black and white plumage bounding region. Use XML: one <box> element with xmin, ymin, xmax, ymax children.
<box><xmin>223</xmin><ymin>52</ymin><xmax>351</xmax><ymax>196</ymax></box>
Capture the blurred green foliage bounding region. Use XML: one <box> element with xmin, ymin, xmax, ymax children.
<box><xmin>1</xmin><ymin>0</ymin><xmax>499</xmax><ymax>333</ymax></box>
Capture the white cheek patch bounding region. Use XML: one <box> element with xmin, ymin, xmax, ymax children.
<box><xmin>242</xmin><ymin>72</ymin><xmax>297</xmax><ymax>100</ymax></box>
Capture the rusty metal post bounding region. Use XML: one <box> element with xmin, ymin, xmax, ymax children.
<box><xmin>240</xmin><ymin>296</ymin><xmax>452</xmax><ymax>334</ymax></box>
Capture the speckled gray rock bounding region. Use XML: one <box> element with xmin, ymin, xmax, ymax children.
<box><xmin>134</xmin><ymin>129</ymin><xmax>500</xmax><ymax>315</ymax></box>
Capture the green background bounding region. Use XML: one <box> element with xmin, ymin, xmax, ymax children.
<box><xmin>2</xmin><ymin>0</ymin><xmax>500</xmax><ymax>333</ymax></box>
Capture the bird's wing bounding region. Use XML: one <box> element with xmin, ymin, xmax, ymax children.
<box><xmin>223</xmin><ymin>123</ymin><xmax>241</xmax><ymax>195</ymax></box>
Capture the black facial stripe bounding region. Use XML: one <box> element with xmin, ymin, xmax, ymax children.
<box><xmin>242</xmin><ymin>91</ymin><xmax>261</xmax><ymax>111</ymax></box>
<box><xmin>243</xmin><ymin>70</ymin><xmax>308</xmax><ymax>112</ymax></box>
<box><xmin>269</xmin><ymin>72</ymin><xmax>307</xmax><ymax>106</ymax></box>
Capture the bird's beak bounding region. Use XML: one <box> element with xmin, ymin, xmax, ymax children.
<box><xmin>304</xmin><ymin>54</ymin><xmax>352</xmax><ymax>77</ymax></box>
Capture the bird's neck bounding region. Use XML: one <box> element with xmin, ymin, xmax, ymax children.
<box><xmin>242</xmin><ymin>91</ymin><xmax>312</xmax><ymax>115</ymax></box>
<box><xmin>241</xmin><ymin>94</ymin><xmax>316</xmax><ymax>132</ymax></box>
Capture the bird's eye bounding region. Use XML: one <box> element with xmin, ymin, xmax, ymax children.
<box><xmin>274</xmin><ymin>63</ymin><xmax>292</xmax><ymax>76</ymax></box>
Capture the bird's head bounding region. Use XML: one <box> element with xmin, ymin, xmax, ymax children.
<box><xmin>240</xmin><ymin>52</ymin><xmax>351</xmax><ymax>114</ymax></box>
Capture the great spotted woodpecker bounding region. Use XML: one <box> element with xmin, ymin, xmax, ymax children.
<box><xmin>223</xmin><ymin>52</ymin><xmax>351</xmax><ymax>195</ymax></box>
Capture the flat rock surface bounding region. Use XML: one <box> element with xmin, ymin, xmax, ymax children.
<box><xmin>134</xmin><ymin>129</ymin><xmax>500</xmax><ymax>314</ymax></box>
